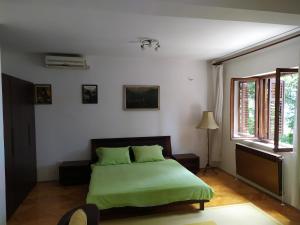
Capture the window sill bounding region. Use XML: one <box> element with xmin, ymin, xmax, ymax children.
<box><xmin>236</xmin><ymin>139</ymin><xmax>293</xmax><ymax>153</ymax></box>
<box><xmin>239</xmin><ymin>139</ymin><xmax>274</xmax><ymax>151</ymax></box>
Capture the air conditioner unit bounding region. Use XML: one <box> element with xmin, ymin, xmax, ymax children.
<box><xmin>45</xmin><ymin>55</ymin><xmax>90</xmax><ymax>69</ymax></box>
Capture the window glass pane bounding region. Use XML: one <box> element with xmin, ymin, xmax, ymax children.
<box><xmin>238</xmin><ymin>81</ymin><xmax>256</xmax><ymax>137</ymax></box>
<box><xmin>268</xmin><ymin>78</ymin><xmax>276</xmax><ymax>141</ymax></box>
<box><xmin>279</xmin><ymin>73</ymin><xmax>299</xmax><ymax>147</ymax></box>
<box><xmin>259</xmin><ymin>78</ymin><xmax>272</xmax><ymax>141</ymax></box>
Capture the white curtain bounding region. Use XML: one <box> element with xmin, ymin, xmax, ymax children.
<box><xmin>211</xmin><ymin>65</ymin><xmax>223</xmax><ymax>162</ymax></box>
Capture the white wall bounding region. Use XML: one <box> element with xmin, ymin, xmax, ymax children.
<box><xmin>221</xmin><ymin>37</ymin><xmax>300</xmax><ymax>208</ymax></box>
<box><xmin>0</xmin><ymin>49</ymin><xmax>7</xmax><ymax>224</ymax></box>
<box><xmin>2</xmin><ymin>52</ymin><xmax>210</xmax><ymax>181</ymax></box>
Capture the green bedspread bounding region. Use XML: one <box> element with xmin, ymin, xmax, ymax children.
<box><xmin>86</xmin><ymin>159</ymin><xmax>214</xmax><ymax>209</ymax></box>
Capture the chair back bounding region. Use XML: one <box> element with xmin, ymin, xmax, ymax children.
<box><xmin>57</xmin><ymin>204</ymin><xmax>99</xmax><ymax>225</ymax></box>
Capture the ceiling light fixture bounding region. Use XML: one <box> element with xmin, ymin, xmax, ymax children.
<box><xmin>139</xmin><ymin>38</ymin><xmax>160</xmax><ymax>51</ymax></box>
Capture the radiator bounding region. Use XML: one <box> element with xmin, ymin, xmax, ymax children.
<box><xmin>236</xmin><ymin>144</ymin><xmax>283</xmax><ymax>196</ymax></box>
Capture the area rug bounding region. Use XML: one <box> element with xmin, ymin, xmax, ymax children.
<box><xmin>101</xmin><ymin>203</ymin><xmax>282</xmax><ymax>225</ymax></box>
<box><xmin>186</xmin><ymin>221</ymin><xmax>216</xmax><ymax>225</ymax></box>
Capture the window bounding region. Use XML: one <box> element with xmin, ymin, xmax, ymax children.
<box><xmin>231</xmin><ymin>79</ymin><xmax>257</xmax><ymax>138</ymax></box>
<box><xmin>230</xmin><ymin>68</ymin><xmax>299</xmax><ymax>152</ymax></box>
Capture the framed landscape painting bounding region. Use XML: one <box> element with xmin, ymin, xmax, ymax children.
<box><xmin>123</xmin><ymin>85</ymin><xmax>160</xmax><ymax>110</ymax></box>
<box><xmin>35</xmin><ymin>84</ymin><xmax>52</xmax><ymax>104</ymax></box>
<box><xmin>82</xmin><ymin>84</ymin><xmax>98</xmax><ymax>104</ymax></box>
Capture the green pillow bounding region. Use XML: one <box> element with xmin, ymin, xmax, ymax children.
<box><xmin>96</xmin><ymin>147</ymin><xmax>131</xmax><ymax>165</ymax></box>
<box><xmin>132</xmin><ymin>145</ymin><xmax>165</xmax><ymax>163</ymax></box>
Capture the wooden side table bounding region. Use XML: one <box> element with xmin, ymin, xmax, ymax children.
<box><xmin>59</xmin><ymin>160</ymin><xmax>91</xmax><ymax>185</ymax></box>
<box><xmin>172</xmin><ymin>153</ymin><xmax>200</xmax><ymax>174</ymax></box>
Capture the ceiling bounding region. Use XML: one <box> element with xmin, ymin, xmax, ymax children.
<box><xmin>162</xmin><ymin>0</ymin><xmax>300</xmax><ymax>14</ymax></box>
<box><xmin>0</xmin><ymin>0</ymin><xmax>299</xmax><ymax>60</ymax></box>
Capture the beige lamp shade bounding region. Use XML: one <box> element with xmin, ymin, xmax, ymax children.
<box><xmin>196</xmin><ymin>111</ymin><xmax>219</xmax><ymax>129</ymax></box>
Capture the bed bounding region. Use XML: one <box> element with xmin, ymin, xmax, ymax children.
<box><xmin>86</xmin><ymin>136</ymin><xmax>213</xmax><ymax>211</ymax></box>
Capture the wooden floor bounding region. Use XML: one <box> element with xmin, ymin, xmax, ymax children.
<box><xmin>7</xmin><ymin>169</ymin><xmax>300</xmax><ymax>225</ymax></box>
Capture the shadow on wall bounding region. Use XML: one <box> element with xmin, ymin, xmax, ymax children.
<box><xmin>178</xmin><ymin>104</ymin><xmax>206</xmax><ymax>157</ymax></box>
<box><xmin>38</xmin><ymin>164</ymin><xmax>59</xmax><ymax>182</ymax></box>
<box><xmin>38</xmin><ymin>143</ymin><xmax>90</xmax><ymax>181</ymax></box>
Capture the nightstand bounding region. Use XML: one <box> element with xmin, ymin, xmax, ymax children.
<box><xmin>59</xmin><ymin>160</ymin><xmax>91</xmax><ymax>185</ymax></box>
<box><xmin>172</xmin><ymin>154</ymin><xmax>200</xmax><ymax>174</ymax></box>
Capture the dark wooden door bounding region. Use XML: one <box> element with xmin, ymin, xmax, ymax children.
<box><xmin>2</xmin><ymin>75</ymin><xmax>16</xmax><ymax>218</ymax></box>
<box><xmin>2</xmin><ymin>74</ymin><xmax>37</xmax><ymax>219</ymax></box>
<box><xmin>23</xmin><ymin>79</ymin><xmax>37</xmax><ymax>190</ymax></box>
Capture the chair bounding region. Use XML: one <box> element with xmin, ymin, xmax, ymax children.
<box><xmin>57</xmin><ymin>204</ymin><xmax>99</xmax><ymax>225</ymax></box>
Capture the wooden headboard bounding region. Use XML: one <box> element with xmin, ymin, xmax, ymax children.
<box><xmin>91</xmin><ymin>136</ymin><xmax>172</xmax><ymax>163</ymax></box>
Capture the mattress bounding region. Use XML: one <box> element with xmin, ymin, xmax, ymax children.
<box><xmin>86</xmin><ymin>159</ymin><xmax>213</xmax><ymax>209</ymax></box>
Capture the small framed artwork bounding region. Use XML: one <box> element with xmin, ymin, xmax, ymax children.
<box><xmin>35</xmin><ymin>84</ymin><xmax>52</xmax><ymax>104</ymax></box>
<box><xmin>123</xmin><ymin>85</ymin><xmax>160</xmax><ymax>110</ymax></box>
<box><xmin>82</xmin><ymin>84</ymin><xmax>98</xmax><ymax>104</ymax></box>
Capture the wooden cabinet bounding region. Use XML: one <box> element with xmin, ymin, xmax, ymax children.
<box><xmin>2</xmin><ymin>74</ymin><xmax>37</xmax><ymax>219</ymax></box>
<box><xmin>59</xmin><ymin>160</ymin><xmax>91</xmax><ymax>185</ymax></box>
<box><xmin>172</xmin><ymin>153</ymin><xmax>200</xmax><ymax>174</ymax></box>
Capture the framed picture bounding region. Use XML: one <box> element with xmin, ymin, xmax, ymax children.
<box><xmin>35</xmin><ymin>84</ymin><xmax>52</xmax><ymax>104</ymax></box>
<box><xmin>82</xmin><ymin>84</ymin><xmax>98</xmax><ymax>104</ymax></box>
<box><xmin>123</xmin><ymin>85</ymin><xmax>160</xmax><ymax>110</ymax></box>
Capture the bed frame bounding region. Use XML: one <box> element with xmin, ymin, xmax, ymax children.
<box><xmin>90</xmin><ymin>136</ymin><xmax>209</xmax><ymax>211</ymax></box>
